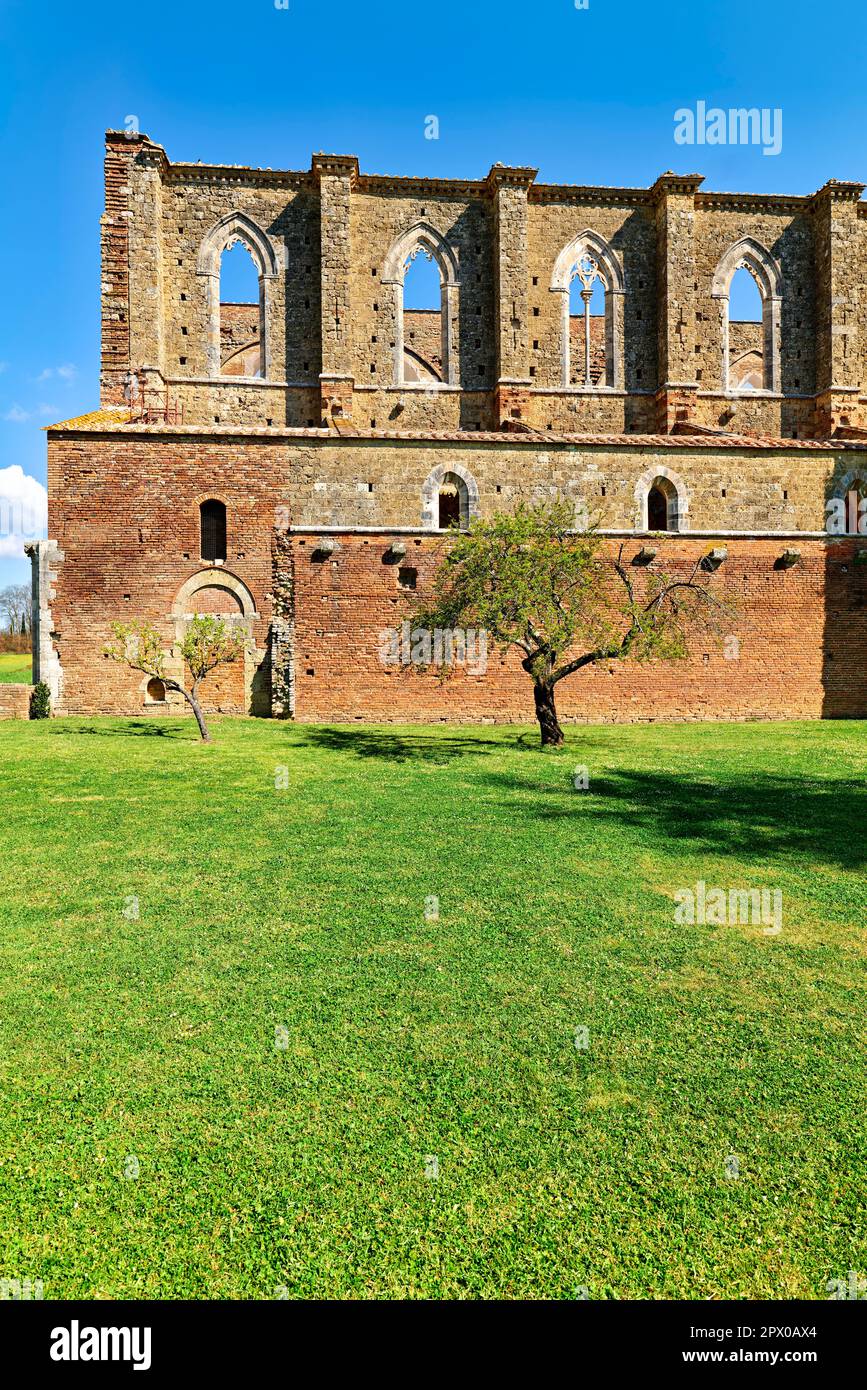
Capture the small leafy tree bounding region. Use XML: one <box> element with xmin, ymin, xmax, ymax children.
<box><xmin>29</xmin><ymin>682</ymin><xmax>51</xmax><ymax>720</ymax></box>
<box><xmin>413</xmin><ymin>499</ymin><xmax>729</xmax><ymax>747</ymax></box>
<box><xmin>105</xmin><ymin>616</ymin><xmax>246</xmax><ymax>743</ymax></box>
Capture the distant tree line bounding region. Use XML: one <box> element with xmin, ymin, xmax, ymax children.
<box><xmin>0</xmin><ymin>583</ymin><xmax>32</xmax><ymax>652</ymax></box>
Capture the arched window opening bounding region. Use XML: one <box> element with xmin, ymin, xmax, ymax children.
<box><xmin>569</xmin><ymin>254</ymin><xmax>607</xmax><ymax>387</ymax></box>
<box><xmin>438</xmin><ymin>472</ymin><xmax>469</xmax><ymax>530</ymax></box>
<box><xmin>646</xmin><ymin>476</ymin><xmax>680</xmax><ymax>533</ymax></box>
<box><xmin>403</xmin><ymin>249</ymin><xmax>443</xmax><ymax>383</ymax></box>
<box><xmin>727</xmin><ymin>266</ymin><xmax>764</xmax><ymax>392</ymax></box>
<box><xmin>219</xmin><ymin>242</ymin><xmax>262</xmax><ymax>378</ymax></box>
<box><xmin>383</xmin><ymin>224</ymin><xmax>458</xmax><ymax>387</ymax></box>
<box><xmin>551</xmin><ymin>231</ymin><xmax>623</xmax><ymax>390</ymax></box>
<box><xmin>145</xmin><ymin>677</ymin><xmax>166</xmax><ymax>703</ymax></box>
<box><xmin>712</xmin><ymin>239</ymin><xmax>782</xmax><ymax>394</ymax></box>
<box><xmin>200</xmin><ymin>500</ymin><xmax>227</xmax><ymax>563</ymax></box>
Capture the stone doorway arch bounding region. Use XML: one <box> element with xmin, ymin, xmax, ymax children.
<box><xmin>169</xmin><ymin>570</ymin><xmax>264</xmax><ymax>714</ymax></box>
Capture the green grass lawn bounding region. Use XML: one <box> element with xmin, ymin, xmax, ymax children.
<box><xmin>1</xmin><ymin>716</ymin><xmax>865</xmax><ymax>1300</ymax></box>
<box><xmin>0</xmin><ymin>651</ymin><xmax>31</xmax><ymax>683</ymax></box>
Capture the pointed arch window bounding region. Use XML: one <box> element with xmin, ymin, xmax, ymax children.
<box><xmin>382</xmin><ymin>224</ymin><xmax>459</xmax><ymax>387</ymax></box>
<box><xmin>551</xmin><ymin>231</ymin><xmax>624</xmax><ymax>390</ymax></box>
<box><xmin>712</xmin><ymin>238</ymin><xmax>782</xmax><ymax>394</ymax></box>
<box><xmin>200</xmin><ymin>499</ymin><xmax>227</xmax><ymax>563</ymax></box>
<box><xmin>196</xmin><ymin>213</ymin><xmax>279</xmax><ymax>381</ymax></box>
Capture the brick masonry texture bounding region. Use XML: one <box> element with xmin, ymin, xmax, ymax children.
<box><xmin>0</xmin><ymin>685</ymin><xmax>32</xmax><ymax>720</ymax></box>
<box><xmin>31</xmin><ymin>133</ymin><xmax>867</xmax><ymax>723</ymax></box>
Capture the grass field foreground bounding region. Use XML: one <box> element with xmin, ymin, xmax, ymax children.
<box><xmin>1</xmin><ymin>716</ymin><xmax>865</xmax><ymax>1299</ymax></box>
<box><xmin>0</xmin><ymin>652</ymin><xmax>31</xmax><ymax>684</ymax></box>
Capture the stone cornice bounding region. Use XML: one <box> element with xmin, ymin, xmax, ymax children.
<box><xmin>106</xmin><ymin>137</ymin><xmax>867</xmax><ymax>213</ymax></box>
<box><xmin>530</xmin><ymin>183</ymin><xmax>652</xmax><ymax>207</ymax></box>
<box><xmin>809</xmin><ymin>178</ymin><xmax>867</xmax><ymax>208</ymax></box>
<box><xmin>649</xmin><ymin>172</ymin><xmax>706</xmax><ymax>201</ymax></box>
<box><xmin>486</xmin><ymin>163</ymin><xmax>539</xmax><ymax>192</ymax></box>
<box><xmin>695</xmin><ymin>191</ymin><xmax>808</xmax><ymax>213</ymax></box>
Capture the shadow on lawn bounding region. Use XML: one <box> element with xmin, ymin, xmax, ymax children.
<box><xmin>295</xmin><ymin>725</ymin><xmax>505</xmax><ymax>763</ymax></box>
<box><xmin>478</xmin><ymin>766</ymin><xmax>867</xmax><ymax>871</ymax></box>
<box><xmin>49</xmin><ymin>721</ymin><xmax>190</xmax><ymax>739</ymax></box>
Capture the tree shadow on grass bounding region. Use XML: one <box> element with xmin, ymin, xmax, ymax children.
<box><xmin>476</xmin><ymin>766</ymin><xmax>867</xmax><ymax>871</ymax></box>
<box><xmin>294</xmin><ymin>725</ymin><xmax>509</xmax><ymax>763</ymax></box>
<box><xmin>49</xmin><ymin>721</ymin><xmax>192</xmax><ymax>739</ymax></box>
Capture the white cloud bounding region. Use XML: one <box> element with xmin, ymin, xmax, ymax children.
<box><xmin>3</xmin><ymin>404</ymin><xmax>31</xmax><ymax>423</ymax></box>
<box><xmin>34</xmin><ymin>363</ymin><xmax>77</xmax><ymax>384</ymax></box>
<box><xmin>0</xmin><ymin>465</ymin><xmax>47</xmax><ymax>557</ymax></box>
<box><xmin>37</xmin><ymin>403</ymin><xmax>60</xmax><ymax>417</ymax></box>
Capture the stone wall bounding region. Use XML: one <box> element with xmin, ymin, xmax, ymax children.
<box><xmin>100</xmin><ymin>133</ymin><xmax>867</xmax><ymax>441</ymax></box>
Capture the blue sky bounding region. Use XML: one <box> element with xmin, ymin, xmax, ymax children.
<box><xmin>1</xmin><ymin>0</ymin><xmax>864</xmax><ymax>586</ymax></box>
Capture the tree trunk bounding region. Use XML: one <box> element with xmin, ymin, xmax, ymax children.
<box><xmin>182</xmin><ymin>686</ymin><xmax>211</xmax><ymax>743</ymax></box>
<box><xmin>534</xmin><ymin>680</ymin><xmax>564</xmax><ymax>747</ymax></box>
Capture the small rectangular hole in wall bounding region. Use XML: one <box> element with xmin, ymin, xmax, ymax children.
<box><xmin>533</xmin><ymin>340</ymin><xmax>539</xmax><ymax>349</ymax></box>
<box><xmin>722</xmin><ymin>488</ymin><xmax>727</xmax><ymax>497</ymax></box>
<box><xmin>371</xmin><ymin>334</ymin><xmax>377</xmax><ymax>343</ymax></box>
<box><xmin>306</xmin><ymin>668</ymin><xmax>315</xmax><ymax>676</ymax></box>
<box><xmin>398</xmin><ymin>567</ymin><xmax>417</xmax><ymax>590</ymax></box>
<box><xmin>637</xmin><ymin>370</ymin><xmax>642</xmax><ymax>381</ymax></box>
<box><xmin>795</xmin><ymin>378</ymin><xmax>800</xmax><ymax>388</ymax></box>
<box><xmin>478</xmin><ymin>365</ymin><xmax>485</xmax><ymax>376</ymax></box>
<box><xmin>266</xmin><ymin>418</ymin><xmax>273</xmax><ymax>427</ymax></box>
<box><xmin>371</xmin><ymin>268</ymin><xmax>377</xmax><ymax>276</ymax></box>
<box><xmin>180</xmin><ymin>293</ymin><xmax>187</xmax><ymax>302</ymax></box>
<box><xmin>370</xmin><ymin>418</ymin><xmax>377</xmax><ymax>428</ymax></box>
<box><xmin>533</xmin><ymin>307</ymin><xmax>539</xmax><ymax>316</ymax></box>
<box><xmin>529</xmin><ymin>366</ymin><xmax>536</xmax><ymax>377</ymax></box>
<box><xmin>373</xmin><ymin>302</ymin><xmax>379</xmax><ymax>312</ymax></box>
<box><xmin>181</xmin><ymin>326</ymin><xmax>188</xmax><ymax>336</ymax></box>
<box><xmin>496</xmin><ymin>484</ymin><xmax>502</xmax><ymax>493</ymax></box>
<box><xmin>304</xmin><ymin>362</ymin><xmax>309</xmax><ymax>372</ymax></box>
<box><xmin>370</xmin><ymin>363</ymin><xmax>376</xmax><ymax>373</ymax></box>
<box><xmin>783</xmin><ymin>489</ymin><xmax>788</xmax><ymax>499</ymax></box>
<box><xmin>180</xmin><ymin>357</ymin><xmax>187</xmax><ymax>365</ymax></box>
<box><xmin>123</xmin><ymin>593</ymin><xmax>130</xmax><ymax>602</ymax></box>
<box><xmin>214</xmin><ymin>417</ymin><xmax>220</xmax><ymax>423</ymax></box>
<box><xmin>177</xmin><ymin>258</ymin><xmax>182</xmax><ymax>266</ymax></box>
<box><xmin>368</xmin><ymin>482</ymin><xmax>374</xmax><ymax>492</ymax></box>
<box><xmin>476</xmin><ymin>306</ymin><xmax>482</xmax><ymax>316</ymax></box>
<box><xmin>601</xmin><ymin>486</ymin><xmax>606</xmax><ymax>496</ymax></box>
<box><xmin>532</xmin><ymin>276</ymin><xmax>539</xmax><ymax>286</ymax></box>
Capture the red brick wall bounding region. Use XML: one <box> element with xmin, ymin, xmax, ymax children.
<box><xmin>0</xmin><ymin>685</ymin><xmax>32</xmax><ymax>720</ymax></box>
<box><xmin>46</xmin><ymin>433</ymin><xmax>867</xmax><ymax>722</ymax></box>
<box><xmin>47</xmin><ymin>437</ymin><xmax>288</xmax><ymax>715</ymax></box>
<box><xmin>291</xmin><ymin>534</ymin><xmax>867</xmax><ymax>724</ymax></box>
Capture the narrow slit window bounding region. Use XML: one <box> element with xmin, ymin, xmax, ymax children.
<box><xmin>201</xmin><ymin>499</ymin><xmax>227</xmax><ymax>562</ymax></box>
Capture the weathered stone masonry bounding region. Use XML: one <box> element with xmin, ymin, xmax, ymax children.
<box><xmin>35</xmin><ymin>132</ymin><xmax>867</xmax><ymax>723</ymax></box>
